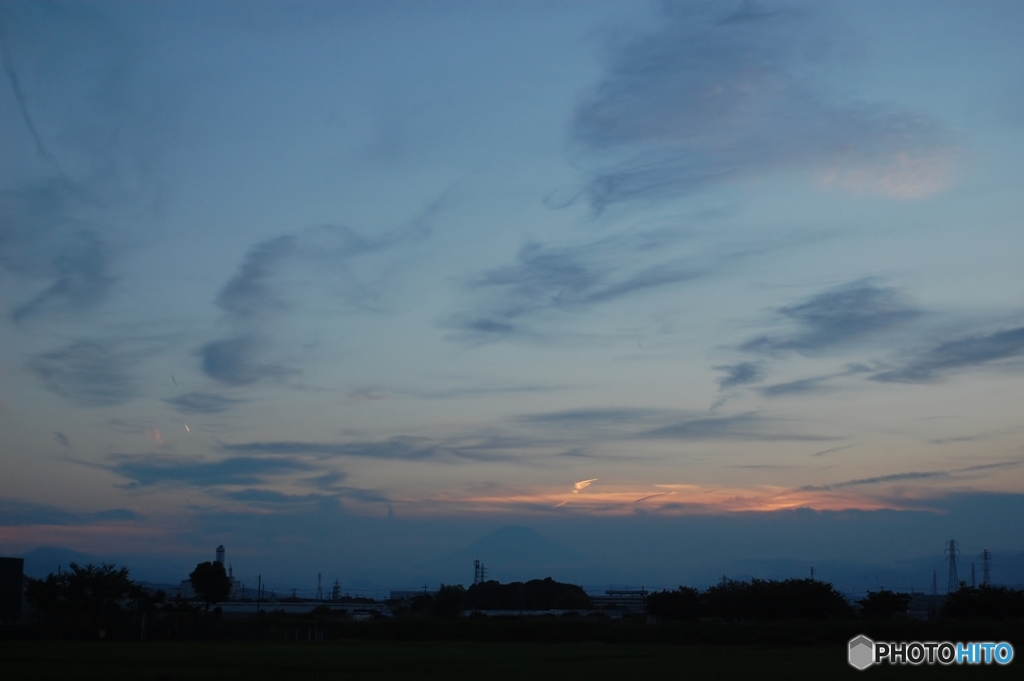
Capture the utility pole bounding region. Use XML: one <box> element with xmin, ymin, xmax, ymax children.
<box><xmin>981</xmin><ymin>549</ymin><xmax>992</xmax><ymax>586</ymax></box>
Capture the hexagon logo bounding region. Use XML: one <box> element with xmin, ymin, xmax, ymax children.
<box><xmin>849</xmin><ymin>635</ymin><xmax>875</xmax><ymax>670</ymax></box>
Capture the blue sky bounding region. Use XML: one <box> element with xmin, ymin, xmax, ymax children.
<box><xmin>2</xmin><ymin>0</ymin><xmax>1024</xmax><ymax>592</ymax></box>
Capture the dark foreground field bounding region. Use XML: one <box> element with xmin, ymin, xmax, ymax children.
<box><xmin>1</xmin><ymin>640</ymin><xmax>1018</xmax><ymax>680</ymax></box>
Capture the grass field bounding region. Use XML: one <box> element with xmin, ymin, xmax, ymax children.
<box><xmin>0</xmin><ymin>640</ymin><xmax>1017</xmax><ymax>680</ymax></box>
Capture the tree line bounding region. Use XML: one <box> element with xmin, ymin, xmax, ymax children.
<box><xmin>647</xmin><ymin>578</ymin><xmax>1024</xmax><ymax>621</ymax></box>
<box><xmin>20</xmin><ymin>560</ymin><xmax>233</xmax><ymax>638</ymax></box>
<box><xmin>396</xmin><ymin>578</ymin><xmax>592</xmax><ymax>618</ymax></box>
<box><xmin>14</xmin><ymin>562</ymin><xmax>1024</xmax><ymax>640</ymax></box>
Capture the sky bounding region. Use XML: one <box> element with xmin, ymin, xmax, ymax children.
<box><xmin>2</xmin><ymin>0</ymin><xmax>1024</xmax><ymax>594</ymax></box>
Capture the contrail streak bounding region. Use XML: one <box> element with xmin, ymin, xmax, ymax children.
<box><xmin>0</xmin><ymin>15</ymin><xmax>61</xmax><ymax>168</ymax></box>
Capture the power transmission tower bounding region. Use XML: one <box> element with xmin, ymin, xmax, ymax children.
<box><xmin>981</xmin><ymin>549</ymin><xmax>992</xmax><ymax>586</ymax></box>
<box><xmin>473</xmin><ymin>559</ymin><xmax>488</xmax><ymax>584</ymax></box>
<box><xmin>316</xmin><ymin>573</ymin><xmax>323</xmax><ymax>601</ymax></box>
<box><xmin>945</xmin><ymin>539</ymin><xmax>960</xmax><ymax>593</ymax></box>
<box><xmin>971</xmin><ymin>563</ymin><xmax>976</xmax><ymax>588</ymax></box>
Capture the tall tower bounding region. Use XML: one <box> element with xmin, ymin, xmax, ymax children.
<box><xmin>945</xmin><ymin>539</ymin><xmax>960</xmax><ymax>593</ymax></box>
<box><xmin>473</xmin><ymin>559</ymin><xmax>487</xmax><ymax>584</ymax></box>
<box><xmin>981</xmin><ymin>549</ymin><xmax>992</xmax><ymax>586</ymax></box>
<box><xmin>216</xmin><ymin>544</ymin><xmax>225</xmax><ymax>566</ymax></box>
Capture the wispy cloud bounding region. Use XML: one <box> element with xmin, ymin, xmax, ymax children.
<box><xmin>199</xmin><ymin>214</ymin><xmax>435</xmax><ymax>385</ymax></box>
<box><xmin>163</xmin><ymin>391</ymin><xmax>244</xmax><ymax>415</ymax></box>
<box><xmin>302</xmin><ymin>471</ymin><xmax>349</xmax><ymax>490</ymax></box>
<box><xmin>811</xmin><ymin>443</ymin><xmax>857</xmax><ymax>458</ymax></box>
<box><xmin>109</xmin><ymin>454</ymin><xmax>312</xmax><ymax>488</ymax></box>
<box><xmin>0</xmin><ymin>13</ymin><xmax>59</xmax><ymax>166</ymax></box>
<box><xmin>221</xmin><ymin>436</ymin><xmax>519</xmax><ymax>463</ymax></box>
<box><xmin>28</xmin><ymin>340</ymin><xmax>137</xmax><ymax>406</ymax></box>
<box><xmin>216</xmin><ymin>235</ymin><xmax>297</xmax><ymax>320</ymax></box>
<box><xmin>572</xmin><ymin>3</ymin><xmax>958</xmax><ymax>209</ymax></box>
<box><xmin>198</xmin><ymin>335</ymin><xmax>296</xmax><ymax>387</ymax></box>
<box><xmin>0</xmin><ymin>498</ymin><xmax>140</xmax><ymax>526</ymax></box>
<box><xmin>643</xmin><ymin>412</ymin><xmax>831</xmax><ymax>442</ymax></box>
<box><xmin>454</xmin><ymin>238</ymin><xmax>702</xmax><ymax>340</ymax></box>
<box><xmin>521</xmin><ymin>407</ymin><xmax>667</xmax><ymax>428</ymax></box>
<box><xmin>872</xmin><ymin>326</ymin><xmax>1024</xmax><ymax>383</ymax></box>
<box><xmin>1</xmin><ymin>182</ymin><xmax>114</xmax><ymax>323</ymax></box>
<box><xmin>220</xmin><ymin>488</ymin><xmax>333</xmax><ymax>505</ymax></box>
<box><xmin>742</xmin><ymin>282</ymin><xmax>920</xmax><ymax>355</ymax></box>
<box><xmin>799</xmin><ymin>459</ymin><xmax>1024</xmax><ymax>492</ymax></box>
<box><xmin>716</xmin><ymin>362</ymin><xmax>765</xmax><ymax>389</ymax></box>
<box><xmin>522</xmin><ymin>407</ymin><xmax>831</xmax><ymax>443</ymax></box>
<box><xmin>757</xmin><ymin>376</ymin><xmax>833</xmax><ymax>397</ymax></box>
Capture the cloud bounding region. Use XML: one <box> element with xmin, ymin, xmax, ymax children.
<box><xmin>716</xmin><ymin>362</ymin><xmax>765</xmax><ymax>389</ymax></box>
<box><xmin>28</xmin><ymin>340</ymin><xmax>136</xmax><ymax>406</ymax></box>
<box><xmin>199</xmin><ymin>335</ymin><xmax>296</xmax><ymax>386</ymax></box>
<box><xmin>523</xmin><ymin>407</ymin><xmax>830</xmax><ymax>442</ymax></box>
<box><xmin>53</xmin><ymin>431</ymin><xmax>70</xmax><ymax>448</ymax></box>
<box><xmin>0</xmin><ymin>498</ymin><xmax>140</xmax><ymax>526</ymax></box>
<box><xmin>800</xmin><ymin>459</ymin><xmax>1024</xmax><ymax>492</ymax></box>
<box><xmin>811</xmin><ymin>443</ymin><xmax>857</xmax><ymax>458</ymax></box>
<box><xmin>216</xmin><ymin>235</ymin><xmax>297</xmax><ymax>320</ymax></box>
<box><xmin>800</xmin><ymin>470</ymin><xmax>950</xmax><ymax>492</ymax></box>
<box><xmin>522</xmin><ymin>407</ymin><xmax>666</xmax><ymax>427</ymax></box>
<box><xmin>872</xmin><ymin>325</ymin><xmax>1024</xmax><ymax>383</ymax></box>
<box><xmin>220</xmin><ymin>482</ymin><xmax>390</xmax><ymax>508</ymax></box>
<box><xmin>109</xmin><ymin>454</ymin><xmax>312</xmax><ymax>487</ymax></box>
<box><xmin>455</xmin><ymin>239</ymin><xmax>702</xmax><ymax>339</ymax></box>
<box><xmin>221</xmin><ymin>489</ymin><xmax>332</xmax><ymax>505</ymax></box>
<box><xmin>572</xmin><ymin>3</ymin><xmax>958</xmax><ymax>209</ymax></box>
<box><xmin>221</xmin><ymin>436</ymin><xmax>516</xmax><ymax>462</ymax></box>
<box><xmin>643</xmin><ymin>412</ymin><xmax>830</xmax><ymax>442</ymax></box>
<box><xmin>163</xmin><ymin>391</ymin><xmax>244</xmax><ymax>415</ymax></box>
<box><xmin>0</xmin><ymin>14</ymin><xmax>59</xmax><ymax>165</ymax></box>
<box><xmin>1</xmin><ymin>183</ymin><xmax>115</xmax><ymax>322</ymax></box>
<box><xmin>12</xmin><ymin>229</ymin><xmax>113</xmax><ymax>322</ymax></box>
<box><xmin>757</xmin><ymin>376</ymin><xmax>833</xmax><ymax>397</ymax></box>
<box><xmin>198</xmin><ymin>215</ymin><xmax>435</xmax><ymax>384</ymax></box>
<box><xmin>742</xmin><ymin>282</ymin><xmax>919</xmax><ymax>354</ymax></box>
<box><xmin>302</xmin><ymin>471</ymin><xmax>349</xmax><ymax>490</ymax></box>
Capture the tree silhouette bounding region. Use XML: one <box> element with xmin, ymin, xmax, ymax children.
<box><xmin>646</xmin><ymin>586</ymin><xmax>700</xmax><ymax>620</ymax></box>
<box><xmin>943</xmin><ymin>584</ymin><xmax>1024</xmax><ymax>619</ymax></box>
<box><xmin>189</xmin><ymin>561</ymin><xmax>231</xmax><ymax>611</ymax></box>
<box><xmin>857</xmin><ymin>589</ymin><xmax>911</xmax><ymax>619</ymax></box>
<box><xmin>24</xmin><ymin>562</ymin><xmax>134</xmax><ymax>632</ymax></box>
<box><xmin>432</xmin><ymin>584</ymin><xmax>465</xmax><ymax>618</ymax></box>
